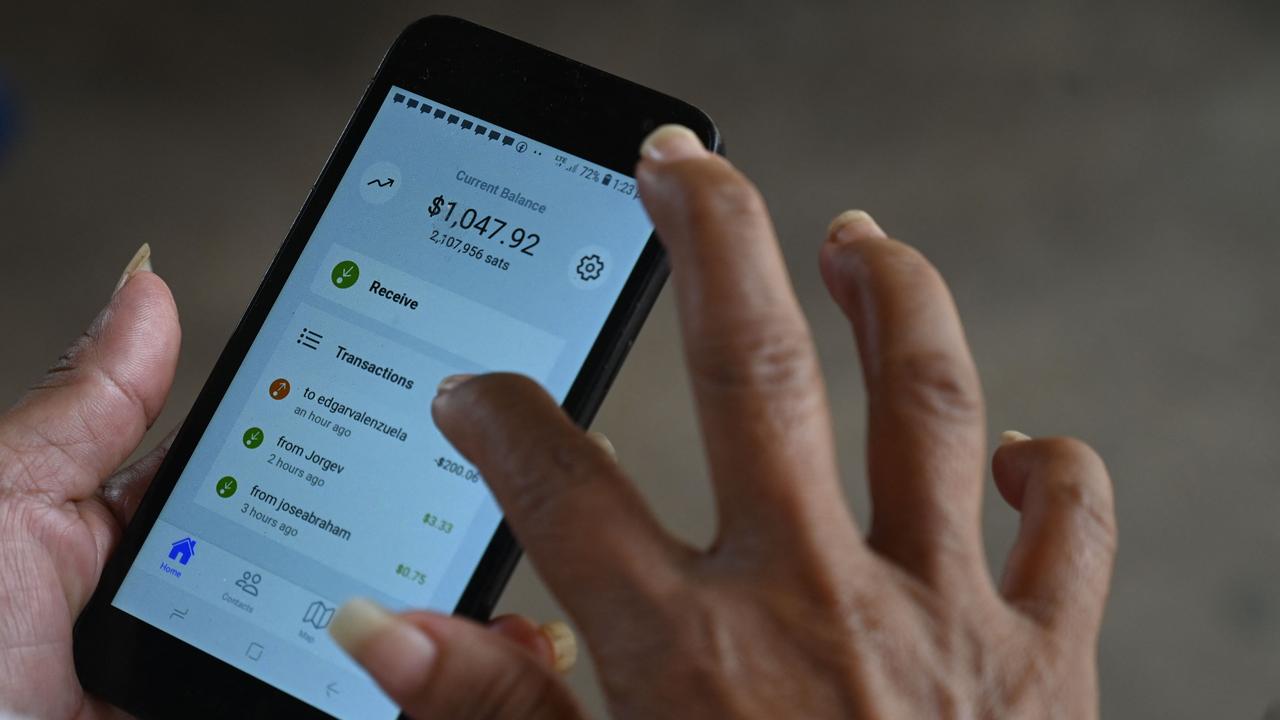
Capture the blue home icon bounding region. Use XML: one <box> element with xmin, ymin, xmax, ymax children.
<box><xmin>168</xmin><ymin>537</ymin><xmax>197</xmax><ymax>566</ymax></box>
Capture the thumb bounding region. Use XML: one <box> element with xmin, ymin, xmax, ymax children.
<box><xmin>330</xmin><ymin>599</ymin><xmax>585</xmax><ymax>720</ymax></box>
<box><xmin>0</xmin><ymin>243</ymin><xmax>180</xmax><ymax>502</ymax></box>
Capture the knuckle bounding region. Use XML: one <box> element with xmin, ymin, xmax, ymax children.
<box><xmin>685</xmin><ymin>169</ymin><xmax>766</xmax><ymax>225</ymax></box>
<box><xmin>1041</xmin><ymin>436</ymin><xmax>1106</xmax><ymax>475</ymax></box>
<box><xmin>878</xmin><ymin>349</ymin><xmax>983</xmax><ymax>421</ymax></box>
<box><xmin>792</xmin><ymin>561</ymin><xmax>862</xmax><ymax>619</ymax></box>
<box><xmin>503</xmin><ymin>435</ymin><xmax>610</xmax><ymax>525</ymax></box>
<box><xmin>489</xmin><ymin>659</ymin><xmax>569</xmax><ymax>720</ymax></box>
<box><xmin>842</xmin><ymin>239</ymin><xmax>952</xmax><ymax>316</ymax></box>
<box><xmin>28</xmin><ymin>331</ymin><xmax>93</xmax><ymax>392</ymax></box>
<box><xmin>1053</xmin><ymin>485</ymin><xmax>1117</xmax><ymax>554</ymax></box>
<box><xmin>643</xmin><ymin>594</ymin><xmax>741</xmax><ymax>691</ymax></box>
<box><xmin>688</xmin><ymin>323</ymin><xmax>821</xmax><ymax>395</ymax></box>
<box><xmin>1040</xmin><ymin>437</ymin><xmax>1117</xmax><ymax>548</ymax></box>
<box><xmin>860</xmin><ymin>237</ymin><xmax>941</xmax><ymax>285</ymax></box>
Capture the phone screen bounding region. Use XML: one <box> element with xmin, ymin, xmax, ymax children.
<box><xmin>110</xmin><ymin>86</ymin><xmax>653</xmax><ymax>717</ymax></box>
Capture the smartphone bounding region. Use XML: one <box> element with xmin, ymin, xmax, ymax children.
<box><xmin>73</xmin><ymin>16</ymin><xmax>718</xmax><ymax>719</ymax></box>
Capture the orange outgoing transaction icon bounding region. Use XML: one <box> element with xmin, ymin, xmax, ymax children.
<box><xmin>268</xmin><ymin>378</ymin><xmax>291</xmax><ymax>400</ymax></box>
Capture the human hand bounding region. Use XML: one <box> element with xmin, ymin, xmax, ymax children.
<box><xmin>0</xmin><ymin>247</ymin><xmax>178</xmax><ymax>718</ymax></box>
<box><xmin>0</xmin><ymin>248</ymin><xmax>574</xmax><ymax>719</ymax></box>
<box><xmin>338</xmin><ymin>126</ymin><xmax>1116</xmax><ymax>719</ymax></box>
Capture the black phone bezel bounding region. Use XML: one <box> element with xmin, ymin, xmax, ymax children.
<box><xmin>73</xmin><ymin>15</ymin><xmax>719</xmax><ymax>719</ymax></box>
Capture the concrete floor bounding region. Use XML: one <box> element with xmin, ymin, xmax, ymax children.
<box><xmin>2</xmin><ymin>2</ymin><xmax>1278</xmax><ymax>716</ymax></box>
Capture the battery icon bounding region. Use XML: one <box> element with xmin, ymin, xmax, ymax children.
<box><xmin>601</xmin><ymin>173</ymin><xmax>612</xmax><ymax>186</ymax></box>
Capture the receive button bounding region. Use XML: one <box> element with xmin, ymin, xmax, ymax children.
<box><xmin>313</xmin><ymin>245</ymin><xmax>565</xmax><ymax>378</ymax></box>
<box><xmin>367</xmin><ymin>279</ymin><xmax>420</xmax><ymax>310</ymax></box>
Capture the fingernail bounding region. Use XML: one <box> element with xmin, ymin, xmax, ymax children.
<box><xmin>330</xmin><ymin>598</ymin><xmax>437</xmax><ymax>692</ymax></box>
<box><xmin>639</xmin><ymin>124</ymin><xmax>706</xmax><ymax>163</ymax></box>
<box><xmin>113</xmin><ymin>243</ymin><xmax>152</xmax><ymax>294</ymax></box>
<box><xmin>827</xmin><ymin>210</ymin><xmax>887</xmax><ymax>243</ymax></box>
<box><xmin>437</xmin><ymin>373</ymin><xmax>474</xmax><ymax>396</ymax></box>
<box><xmin>540</xmin><ymin>620</ymin><xmax>578</xmax><ymax>674</ymax></box>
<box><xmin>586</xmin><ymin>431</ymin><xmax>617</xmax><ymax>460</ymax></box>
<box><xmin>330</xmin><ymin>598</ymin><xmax>396</xmax><ymax>653</ymax></box>
<box><xmin>1000</xmin><ymin>430</ymin><xmax>1032</xmax><ymax>445</ymax></box>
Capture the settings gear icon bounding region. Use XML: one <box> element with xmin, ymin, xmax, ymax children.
<box><xmin>576</xmin><ymin>254</ymin><xmax>606</xmax><ymax>282</ymax></box>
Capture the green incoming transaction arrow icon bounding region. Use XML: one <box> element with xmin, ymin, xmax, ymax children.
<box><xmin>242</xmin><ymin>427</ymin><xmax>264</xmax><ymax>449</ymax></box>
<box><xmin>331</xmin><ymin>260</ymin><xmax>360</xmax><ymax>289</ymax></box>
<box><xmin>215</xmin><ymin>476</ymin><xmax>238</xmax><ymax>499</ymax></box>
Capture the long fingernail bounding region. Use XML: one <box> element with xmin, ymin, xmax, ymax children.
<box><xmin>586</xmin><ymin>431</ymin><xmax>617</xmax><ymax>460</ymax></box>
<box><xmin>639</xmin><ymin>124</ymin><xmax>706</xmax><ymax>163</ymax></box>
<box><xmin>827</xmin><ymin>210</ymin><xmax>887</xmax><ymax>243</ymax></box>
<box><xmin>540</xmin><ymin>620</ymin><xmax>578</xmax><ymax>674</ymax></box>
<box><xmin>1000</xmin><ymin>429</ymin><xmax>1032</xmax><ymax>445</ymax></box>
<box><xmin>113</xmin><ymin>243</ymin><xmax>152</xmax><ymax>294</ymax></box>
<box><xmin>437</xmin><ymin>373</ymin><xmax>474</xmax><ymax>396</ymax></box>
<box><xmin>330</xmin><ymin>598</ymin><xmax>397</xmax><ymax>653</ymax></box>
<box><xmin>330</xmin><ymin>598</ymin><xmax>437</xmax><ymax>691</ymax></box>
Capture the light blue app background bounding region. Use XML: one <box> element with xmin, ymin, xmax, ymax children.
<box><xmin>111</xmin><ymin>86</ymin><xmax>654</xmax><ymax>718</ymax></box>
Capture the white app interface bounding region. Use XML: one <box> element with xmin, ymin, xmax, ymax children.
<box><xmin>111</xmin><ymin>86</ymin><xmax>653</xmax><ymax>718</ymax></box>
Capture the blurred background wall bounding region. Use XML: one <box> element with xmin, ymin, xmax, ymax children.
<box><xmin>2</xmin><ymin>2</ymin><xmax>1278</xmax><ymax>716</ymax></box>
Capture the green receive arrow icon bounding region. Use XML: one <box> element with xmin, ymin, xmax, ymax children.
<box><xmin>331</xmin><ymin>260</ymin><xmax>360</xmax><ymax>289</ymax></box>
<box><xmin>242</xmin><ymin>427</ymin><xmax>264</xmax><ymax>449</ymax></box>
<box><xmin>215</xmin><ymin>476</ymin><xmax>238</xmax><ymax>499</ymax></box>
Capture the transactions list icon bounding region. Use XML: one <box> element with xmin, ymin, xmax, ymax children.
<box><xmin>296</xmin><ymin>327</ymin><xmax>323</xmax><ymax>351</ymax></box>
